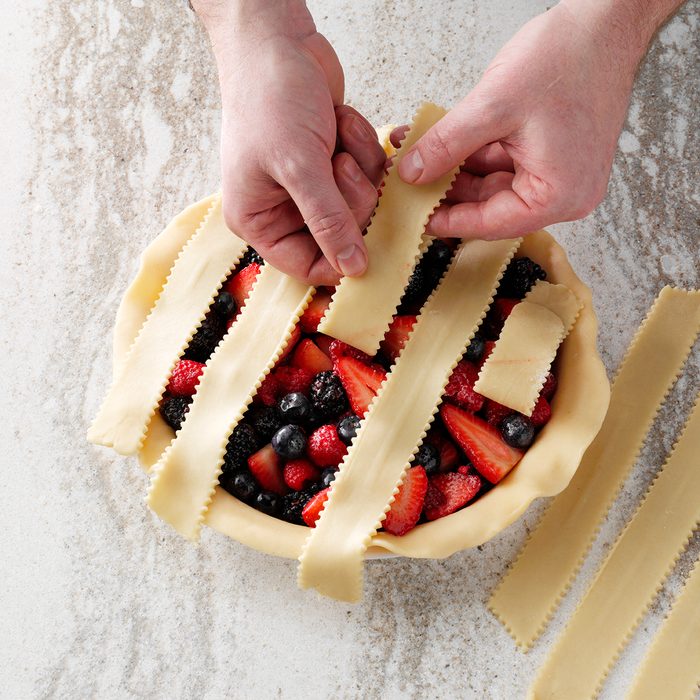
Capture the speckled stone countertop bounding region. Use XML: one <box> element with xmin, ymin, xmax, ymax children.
<box><xmin>2</xmin><ymin>1</ymin><xmax>698</xmax><ymax>698</ymax></box>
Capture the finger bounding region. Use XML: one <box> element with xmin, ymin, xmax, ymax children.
<box><xmin>336</xmin><ymin>106</ymin><xmax>386</xmax><ymax>188</ymax></box>
<box><xmin>398</xmin><ymin>92</ymin><xmax>514</xmax><ymax>184</ymax></box>
<box><xmin>230</xmin><ymin>198</ymin><xmax>305</xmax><ymax>242</ymax></box>
<box><xmin>426</xmin><ymin>188</ymin><xmax>550</xmax><ymax>240</ymax></box>
<box><xmin>332</xmin><ymin>152</ymin><xmax>379</xmax><ymax>230</ymax></box>
<box><xmin>390</xmin><ymin>125</ymin><xmax>409</xmax><ymax>149</ymax></box>
<box><xmin>462</xmin><ymin>142</ymin><xmax>514</xmax><ymax>176</ymax></box>
<box><xmin>444</xmin><ymin>170</ymin><xmax>514</xmax><ymax>204</ymax></box>
<box><xmin>279</xmin><ymin>159</ymin><xmax>368</xmax><ymax>277</ymax></box>
<box><xmin>255</xmin><ymin>229</ymin><xmax>341</xmax><ymax>287</ymax></box>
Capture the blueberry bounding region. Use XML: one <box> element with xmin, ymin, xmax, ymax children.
<box><xmin>500</xmin><ymin>414</ymin><xmax>535</xmax><ymax>448</ymax></box>
<box><xmin>337</xmin><ymin>414</ymin><xmax>361</xmax><ymax>445</ymax></box>
<box><xmin>271</xmin><ymin>424</ymin><xmax>306</xmax><ymax>459</ymax></box>
<box><xmin>241</xmin><ymin>247</ymin><xmax>264</xmax><ymax>266</ymax></box>
<box><xmin>212</xmin><ymin>291</ymin><xmax>237</xmax><ymax>318</ymax></box>
<box><xmin>278</xmin><ymin>392</ymin><xmax>312</xmax><ymax>424</ymax></box>
<box><xmin>320</xmin><ymin>467</ymin><xmax>337</xmax><ymax>488</ymax></box>
<box><xmin>464</xmin><ymin>334</ymin><xmax>486</xmax><ymax>363</ymax></box>
<box><xmin>413</xmin><ymin>442</ymin><xmax>440</xmax><ymax>475</ymax></box>
<box><xmin>220</xmin><ymin>470</ymin><xmax>257</xmax><ymax>503</ymax></box>
<box><xmin>255</xmin><ymin>491</ymin><xmax>282</xmax><ymax>516</ymax></box>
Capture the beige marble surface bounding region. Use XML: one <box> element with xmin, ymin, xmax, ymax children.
<box><xmin>1</xmin><ymin>1</ymin><xmax>698</xmax><ymax>698</ymax></box>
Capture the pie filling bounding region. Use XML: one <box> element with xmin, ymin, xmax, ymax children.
<box><xmin>157</xmin><ymin>246</ymin><xmax>560</xmax><ymax>537</ymax></box>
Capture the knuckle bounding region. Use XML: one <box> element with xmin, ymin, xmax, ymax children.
<box><xmin>423</xmin><ymin>128</ymin><xmax>454</xmax><ymax>163</ymax></box>
<box><xmin>306</xmin><ymin>210</ymin><xmax>351</xmax><ymax>246</ymax></box>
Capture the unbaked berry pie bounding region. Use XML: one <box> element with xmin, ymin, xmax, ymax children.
<box><xmin>89</xmin><ymin>105</ymin><xmax>609</xmax><ymax>601</ymax></box>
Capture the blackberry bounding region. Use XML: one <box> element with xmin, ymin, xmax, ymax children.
<box><xmin>412</xmin><ymin>442</ymin><xmax>440</xmax><ymax>476</ymax></box>
<box><xmin>271</xmin><ymin>424</ymin><xmax>306</xmax><ymax>459</ymax></box>
<box><xmin>320</xmin><ymin>467</ymin><xmax>337</xmax><ymax>488</ymax></box>
<box><xmin>185</xmin><ymin>313</ymin><xmax>225</xmax><ymax>363</ymax></box>
<box><xmin>337</xmin><ymin>414</ymin><xmax>361</xmax><ymax>445</ymax></box>
<box><xmin>159</xmin><ymin>396</ymin><xmax>191</xmax><ymax>432</ymax></box>
<box><xmin>464</xmin><ymin>334</ymin><xmax>486</xmax><ymax>363</ymax></box>
<box><xmin>249</xmin><ymin>405</ymin><xmax>282</xmax><ymax>442</ymax></box>
<box><xmin>309</xmin><ymin>371</ymin><xmax>348</xmax><ymax>418</ymax></box>
<box><xmin>499</xmin><ymin>257</ymin><xmax>546</xmax><ymax>299</ymax></box>
<box><xmin>500</xmin><ymin>414</ymin><xmax>535</xmax><ymax>448</ymax></box>
<box><xmin>219</xmin><ymin>469</ymin><xmax>258</xmax><ymax>502</ymax></box>
<box><xmin>241</xmin><ymin>247</ymin><xmax>264</xmax><ymax>266</ymax></box>
<box><xmin>278</xmin><ymin>392</ymin><xmax>312</xmax><ymax>424</ymax></box>
<box><xmin>223</xmin><ymin>421</ymin><xmax>260</xmax><ymax>471</ymax></box>
<box><xmin>401</xmin><ymin>241</ymin><xmax>453</xmax><ymax>308</ymax></box>
<box><xmin>255</xmin><ymin>491</ymin><xmax>282</xmax><ymax>516</ymax></box>
<box><xmin>281</xmin><ymin>486</ymin><xmax>320</xmax><ymax>525</ymax></box>
<box><xmin>211</xmin><ymin>291</ymin><xmax>237</xmax><ymax>318</ymax></box>
<box><xmin>422</xmin><ymin>239</ymin><xmax>452</xmax><ymax>271</ymax></box>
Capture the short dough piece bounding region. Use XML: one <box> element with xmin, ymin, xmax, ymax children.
<box><xmin>88</xmin><ymin>197</ymin><xmax>247</xmax><ymax>455</ymax></box>
<box><xmin>147</xmin><ymin>266</ymin><xmax>313</xmax><ymax>540</ymax></box>
<box><xmin>318</xmin><ymin>103</ymin><xmax>462</xmax><ymax>355</ymax></box>
<box><xmin>298</xmin><ymin>238</ymin><xmax>521</xmax><ymax>602</ymax></box>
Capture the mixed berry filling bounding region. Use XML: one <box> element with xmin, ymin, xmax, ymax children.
<box><xmin>158</xmin><ymin>245</ymin><xmax>557</xmax><ymax>536</ymax></box>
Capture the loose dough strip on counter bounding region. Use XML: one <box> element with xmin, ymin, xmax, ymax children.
<box><xmin>474</xmin><ymin>281</ymin><xmax>580</xmax><ymax>416</ymax></box>
<box><xmin>627</xmin><ymin>558</ymin><xmax>700</xmax><ymax>700</ymax></box>
<box><xmin>147</xmin><ymin>265</ymin><xmax>313</xmax><ymax>540</ymax></box>
<box><xmin>530</xmin><ymin>395</ymin><xmax>700</xmax><ymax>699</ymax></box>
<box><xmin>489</xmin><ymin>286</ymin><xmax>700</xmax><ymax>648</ymax></box>
<box><xmin>88</xmin><ymin>197</ymin><xmax>248</xmax><ymax>455</ymax></box>
<box><xmin>298</xmin><ymin>237</ymin><xmax>521</xmax><ymax>602</ymax></box>
<box><xmin>317</xmin><ymin>103</ymin><xmax>462</xmax><ymax>356</ymax></box>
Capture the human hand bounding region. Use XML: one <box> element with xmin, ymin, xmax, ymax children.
<box><xmin>397</xmin><ymin>1</ymin><xmax>664</xmax><ymax>239</ymax></box>
<box><xmin>195</xmin><ymin>0</ymin><xmax>385</xmax><ymax>284</ymax></box>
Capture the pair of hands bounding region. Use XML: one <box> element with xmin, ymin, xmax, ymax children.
<box><xmin>195</xmin><ymin>0</ymin><xmax>651</xmax><ymax>285</ymax></box>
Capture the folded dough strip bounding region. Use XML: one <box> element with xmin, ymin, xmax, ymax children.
<box><xmin>489</xmin><ymin>287</ymin><xmax>700</xmax><ymax>649</ymax></box>
<box><xmin>147</xmin><ymin>265</ymin><xmax>313</xmax><ymax>540</ymax></box>
<box><xmin>298</xmin><ymin>238</ymin><xmax>522</xmax><ymax>602</ymax></box>
<box><xmin>317</xmin><ymin>102</ymin><xmax>462</xmax><ymax>356</ymax></box>
<box><xmin>626</xmin><ymin>557</ymin><xmax>700</xmax><ymax>700</ymax></box>
<box><xmin>88</xmin><ymin>197</ymin><xmax>249</xmax><ymax>455</ymax></box>
<box><xmin>530</xmin><ymin>394</ymin><xmax>700</xmax><ymax>699</ymax></box>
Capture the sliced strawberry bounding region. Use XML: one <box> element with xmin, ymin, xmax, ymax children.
<box><xmin>423</xmin><ymin>472</ymin><xmax>482</xmax><ymax>520</ymax></box>
<box><xmin>540</xmin><ymin>371</ymin><xmax>557</xmax><ymax>400</ymax></box>
<box><xmin>307</xmin><ymin>424</ymin><xmax>347</xmax><ymax>467</ymax></box>
<box><xmin>224</xmin><ymin>263</ymin><xmax>261</xmax><ymax>310</ymax></box>
<box><xmin>314</xmin><ymin>334</ymin><xmax>334</xmax><ymax>358</ymax></box>
<box><xmin>292</xmin><ymin>338</ymin><xmax>333</xmax><ymax>374</ymax></box>
<box><xmin>248</xmin><ymin>444</ymin><xmax>288</xmax><ymax>495</ymax></box>
<box><xmin>444</xmin><ymin>360</ymin><xmax>485</xmax><ymax>413</ymax></box>
<box><xmin>278</xmin><ymin>325</ymin><xmax>302</xmax><ymax>363</ymax></box>
<box><xmin>529</xmin><ymin>395</ymin><xmax>552</xmax><ymax>427</ymax></box>
<box><xmin>380</xmin><ymin>315</ymin><xmax>417</xmax><ymax>361</ymax></box>
<box><xmin>383</xmin><ymin>466</ymin><xmax>428</xmax><ymax>536</ymax></box>
<box><xmin>299</xmin><ymin>289</ymin><xmax>332</xmax><ymax>333</ymax></box>
<box><xmin>328</xmin><ymin>339</ymin><xmax>373</xmax><ymax>365</ymax></box>
<box><xmin>283</xmin><ymin>459</ymin><xmax>320</xmax><ymax>491</ymax></box>
<box><xmin>440</xmin><ymin>403</ymin><xmax>523</xmax><ymax>484</ymax></box>
<box><xmin>484</xmin><ymin>399</ymin><xmax>515</xmax><ymax>427</ymax></box>
<box><xmin>271</xmin><ymin>365</ymin><xmax>313</xmax><ymax>394</ymax></box>
<box><xmin>425</xmin><ymin>428</ymin><xmax>460</xmax><ymax>472</ymax></box>
<box><xmin>167</xmin><ymin>359</ymin><xmax>204</xmax><ymax>396</ymax></box>
<box><xmin>302</xmin><ymin>487</ymin><xmax>331</xmax><ymax>527</ymax></box>
<box><xmin>335</xmin><ymin>356</ymin><xmax>387</xmax><ymax>418</ymax></box>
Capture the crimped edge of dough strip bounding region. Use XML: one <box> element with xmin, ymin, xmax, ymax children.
<box><xmin>489</xmin><ymin>286</ymin><xmax>700</xmax><ymax>649</ymax></box>
<box><xmin>529</xmin><ymin>394</ymin><xmax>700</xmax><ymax>699</ymax></box>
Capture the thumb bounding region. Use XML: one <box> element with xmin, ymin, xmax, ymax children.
<box><xmin>280</xmin><ymin>159</ymin><xmax>368</xmax><ymax>277</ymax></box>
<box><xmin>398</xmin><ymin>93</ymin><xmax>512</xmax><ymax>185</ymax></box>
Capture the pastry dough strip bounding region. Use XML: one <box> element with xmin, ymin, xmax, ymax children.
<box><xmin>318</xmin><ymin>102</ymin><xmax>461</xmax><ymax>355</ymax></box>
<box><xmin>88</xmin><ymin>197</ymin><xmax>248</xmax><ymax>455</ymax></box>
<box><xmin>530</xmin><ymin>395</ymin><xmax>700</xmax><ymax>699</ymax></box>
<box><xmin>489</xmin><ymin>286</ymin><xmax>700</xmax><ymax>648</ymax></box>
<box><xmin>626</xmin><ymin>557</ymin><xmax>700</xmax><ymax>700</ymax></box>
<box><xmin>298</xmin><ymin>238</ymin><xmax>521</xmax><ymax>602</ymax></box>
<box><xmin>147</xmin><ymin>265</ymin><xmax>313</xmax><ymax>540</ymax></box>
<box><xmin>474</xmin><ymin>281</ymin><xmax>580</xmax><ymax>416</ymax></box>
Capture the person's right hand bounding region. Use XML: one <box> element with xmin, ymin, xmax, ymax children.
<box><xmin>194</xmin><ymin>0</ymin><xmax>386</xmax><ymax>285</ymax></box>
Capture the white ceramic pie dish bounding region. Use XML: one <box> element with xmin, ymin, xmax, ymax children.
<box><xmin>112</xmin><ymin>193</ymin><xmax>610</xmax><ymax>559</ymax></box>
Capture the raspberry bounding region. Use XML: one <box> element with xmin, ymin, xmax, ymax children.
<box><xmin>444</xmin><ymin>361</ymin><xmax>485</xmax><ymax>413</ymax></box>
<box><xmin>484</xmin><ymin>399</ymin><xmax>515</xmax><ymax>426</ymax></box>
<box><xmin>256</xmin><ymin>373</ymin><xmax>281</xmax><ymax>407</ymax></box>
<box><xmin>283</xmin><ymin>459</ymin><xmax>320</xmax><ymax>491</ymax></box>
<box><xmin>166</xmin><ymin>359</ymin><xmax>204</xmax><ymax>396</ymax></box>
<box><xmin>540</xmin><ymin>372</ymin><xmax>558</xmax><ymax>400</ymax></box>
<box><xmin>272</xmin><ymin>366</ymin><xmax>313</xmax><ymax>395</ymax></box>
<box><xmin>530</xmin><ymin>396</ymin><xmax>552</xmax><ymax>427</ymax></box>
<box><xmin>307</xmin><ymin>424</ymin><xmax>347</xmax><ymax>467</ymax></box>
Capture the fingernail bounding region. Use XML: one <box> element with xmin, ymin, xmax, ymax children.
<box><xmin>342</xmin><ymin>157</ymin><xmax>362</xmax><ymax>183</ymax></box>
<box><xmin>400</xmin><ymin>149</ymin><xmax>424</xmax><ymax>183</ymax></box>
<box><xmin>349</xmin><ymin>115</ymin><xmax>374</xmax><ymax>143</ymax></box>
<box><xmin>336</xmin><ymin>244</ymin><xmax>367</xmax><ymax>276</ymax></box>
